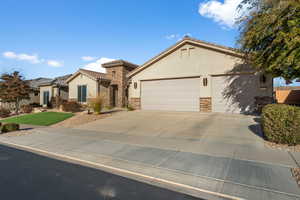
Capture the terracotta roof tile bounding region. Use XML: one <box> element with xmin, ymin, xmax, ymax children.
<box><xmin>79</xmin><ymin>69</ymin><xmax>108</xmax><ymax>80</ymax></box>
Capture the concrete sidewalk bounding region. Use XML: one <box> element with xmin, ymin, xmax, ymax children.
<box><xmin>0</xmin><ymin>128</ymin><xmax>299</xmax><ymax>200</ymax></box>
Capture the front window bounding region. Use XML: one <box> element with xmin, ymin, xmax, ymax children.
<box><xmin>77</xmin><ymin>85</ymin><xmax>87</xmax><ymax>102</ymax></box>
<box><xmin>43</xmin><ymin>91</ymin><xmax>50</xmax><ymax>105</ymax></box>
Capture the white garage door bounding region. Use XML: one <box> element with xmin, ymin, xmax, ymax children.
<box><xmin>141</xmin><ymin>78</ymin><xmax>200</xmax><ymax>111</ymax></box>
<box><xmin>212</xmin><ymin>75</ymin><xmax>258</xmax><ymax>113</ymax></box>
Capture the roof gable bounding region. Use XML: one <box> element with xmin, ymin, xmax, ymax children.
<box><xmin>127</xmin><ymin>36</ymin><xmax>243</xmax><ymax>78</ymax></box>
<box><xmin>66</xmin><ymin>69</ymin><xmax>108</xmax><ymax>83</ymax></box>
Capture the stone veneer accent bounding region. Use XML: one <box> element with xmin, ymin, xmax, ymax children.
<box><xmin>129</xmin><ymin>98</ymin><xmax>141</xmax><ymax>110</ymax></box>
<box><xmin>200</xmin><ymin>97</ymin><xmax>212</xmax><ymax>112</ymax></box>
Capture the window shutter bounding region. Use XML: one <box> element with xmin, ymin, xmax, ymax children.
<box><xmin>78</xmin><ymin>86</ymin><xmax>82</xmax><ymax>102</ymax></box>
<box><xmin>82</xmin><ymin>85</ymin><xmax>87</xmax><ymax>102</ymax></box>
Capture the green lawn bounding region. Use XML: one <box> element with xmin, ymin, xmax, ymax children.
<box><xmin>1</xmin><ymin>112</ymin><xmax>74</xmax><ymax>126</ymax></box>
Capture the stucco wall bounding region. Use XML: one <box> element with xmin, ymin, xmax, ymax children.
<box><xmin>68</xmin><ymin>73</ymin><xmax>98</xmax><ymax>100</ymax></box>
<box><xmin>40</xmin><ymin>86</ymin><xmax>53</xmax><ymax>105</ymax></box>
<box><xmin>129</xmin><ymin>43</ymin><xmax>272</xmax><ymax>99</ymax></box>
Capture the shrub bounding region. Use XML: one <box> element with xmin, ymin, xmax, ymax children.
<box><xmin>262</xmin><ymin>104</ymin><xmax>300</xmax><ymax>145</ymax></box>
<box><xmin>51</xmin><ymin>96</ymin><xmax>67</xmax><ymax>109</ymax></box>
<box><xmin>1</xmin><ymin>123</ymin><xmax>20</xmax><ymax>133</ymax></box>
<box><xmin>21</xmin><ymin>104</ymin><xmax>33</xmax><ymax>113</ymax></box>
<box><xmin>89</xmin><ymin>95</ymin><xmax>105</xmax><ymax>114</ymax></box>
<box><xmin>0</xmin><ymin>107</ymin><xmax>11</xmax><ymax>118</ymax></box>
<box><xmin>61</xmin><ymin>101</ymin><xmax>81</xmax><ymax>112</ymax></box>
<box><xmin>29</xmin><ymin>103</ymin><xmax>41</xmax><ymax>108</ymax></box>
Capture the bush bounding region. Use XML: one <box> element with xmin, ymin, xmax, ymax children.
<box><xmin>1</xmin><ymin>123</ymin><xmax>20</xmax><ymax>133</ymax></box>
<box><xmin>0</xmin><ymin>107</ymin><xmax>11</xmax><ymax>118</ymax></box>
<box><xmin>51</xmin><ymin>96</ymin><xmax>67</xmax><ymax>109</ymax></box>
<box><xmin>21</xmin><ymin>105</ymin><xmax>33</xmax><ymax>113</ymax></box>
<box><xmin>262</xmin><ymin>104</ymin><xmax>300</xmax><ymax>145</ymax></box>
<box><xmin>61</xmin><ymin>101</ymin><xmax>81</xmax><ymax>112</ymax></box>
<box><xmin>89</xmin><ymin>95</ymin><xmax>105</xmax><ymax>114</ymax></box>
<box><xmin>29</xmin><ymin>103</ymin><xmax>41</xmax><ymax>108</ymax></box>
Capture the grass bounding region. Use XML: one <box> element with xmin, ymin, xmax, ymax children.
<box><xmin>1</xmin><ymin>112</ymin><xmax>74</xmax><ymax>126</ymax></box>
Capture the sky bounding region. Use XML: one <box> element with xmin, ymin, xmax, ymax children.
<box><xmin>0</xmin><ymin>0</ymin><xmax>298</xmax><ymax>86</ymax></box>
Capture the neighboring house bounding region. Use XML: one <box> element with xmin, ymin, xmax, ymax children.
<box><xmin>27</xmin><ymin>78</ymin><xmax>53</xmax><ymax>105</ymax></box>
<box><xmin>127</xmin><ymin>36</ymin><xmax>273</xmax><ymax>113</ymax></box>
<box><xmin>39</xmin><ymin>74</ymin><xmax>72</xmax><ymax>106</ymax></box>
<box><xmin>66</xmin><ymin>61</ymin><xmax>138</xmax><ymax>107</ymax></box>
<box><xmin>275</xmin><ymin>86</ymin><xmax>300</xmax><ymax>105</ymax></box>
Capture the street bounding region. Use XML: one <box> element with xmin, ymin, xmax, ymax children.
<box><xmin>0</xmin><ymin>144</ymin><xmax>202</xmax><ymax>200</ymax></box>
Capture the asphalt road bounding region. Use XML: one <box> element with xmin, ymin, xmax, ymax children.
<box><xmin>0</xmin><ymin>145</ymin><xmax>203</xmax><ymax>200</ymax></box>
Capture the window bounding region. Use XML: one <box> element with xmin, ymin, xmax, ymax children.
<box><xmin>34</xmin><ymin>91</ymin><xmax>39</xmax><ymax>96</ymax></box>
<box><xmin>112</xmin><ymin>71</ymin><xmax>116</xmax><ymax>78</ymax></box>
<box><xmin>77</xmin><ymin>85</ymin><xmax>87</xmax><ymax>102</ymax></box>
<box><xmin>203</xmin><ymin>78</ymin><xmax>208</xmax><ymax>86</ymax></box>
<box><xmin>43</xmin><ymin>91</ymin><xmax>50</xmax><ymax>105</ymax></box>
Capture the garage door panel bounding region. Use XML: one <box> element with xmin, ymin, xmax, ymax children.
<box><xmin>141</xmin><ymin>78</ymin><xmax>200</xmax><ymax>112</ymax></box>
<box><xmin>212</xmin><ymin>75</ymin><xmax>258</xmax><ymax>113</ymax></box>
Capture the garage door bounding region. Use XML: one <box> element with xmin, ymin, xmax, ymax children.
<box><xmin>211</xmin><ymin>75</ymin><xmax>258</xmax><ymax>113</ymax></box>
<box><xmin>141</xmin><ymin>78</ymin><xmax>200</xmax><ymax>111</ymax></box>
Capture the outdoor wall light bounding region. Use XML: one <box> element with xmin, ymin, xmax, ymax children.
<box><xmin>134</xmin><ymin>82</ymin><xmax>137</xmax><ymax>89</ymax></box>
<box><xmin>203</xmin><ymin>78</ymin><xmax>208</xmax><ymax>86</ymax></box>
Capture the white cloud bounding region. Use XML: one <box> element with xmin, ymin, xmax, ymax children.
<box><xmin>199</xmin><ymin>0</ymin><xmax>243</xmax><ymax>28</ymax></box>
<box><xmin>81</xmin><ymin>56</ymin><xmax>97</xmax><ymax>61</ymax></box>
<box><xmin>166</xmin><ymin>34</ymin><xmax>179</xmax><ymax>40</ymax></box>
<box><xmin>165</xmin><ymin>33</ymin><xmax>192</xmax><ymax>41</ymax></box>
<box><xmin>83</xmin><ymin>57</ymin><xmax>115</xmax><ymax>73</ymax></box>
<box><xmin>47</xmin><ymin>60</ymin><xmax>63</xmax><ymax>67</ymax></box>
<box><xmin>3</xmin><ymin>51</ymin><xmax>64</xmax><ymax>67</ymax></box>
<box><xmin>3</xmin><ymin>51</ymin><xmax>41</xmax><ymax>64</ymax></box>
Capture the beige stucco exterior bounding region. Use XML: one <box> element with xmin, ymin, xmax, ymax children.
<box><xmin>129</xmin><ymin>43</ymin><xmax>247</xmax><ymax>98</ymax></box>
<box><xmin>68</xmin><ymin>73</ymin><xmax>99</xmax><ymax>101</ymax></box>
<box><xmin>128</xmin><ymin>41</ymin><xmax>273</xmax><ymax>113</ymax></box>
<box><xmin>40</xmin><ymin>85</ymin><xmax>53</xmax><ymax>106</ymax></box>
<box><xmin>39</xmin><ymin>85</ymin><xmax>69</xmax><ymax>106</ymax></box>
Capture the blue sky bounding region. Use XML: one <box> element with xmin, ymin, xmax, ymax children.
<box><xmin>0</xmin><ymin>0</ymin><xmax>298</xmax><ymax>86</ymax></box>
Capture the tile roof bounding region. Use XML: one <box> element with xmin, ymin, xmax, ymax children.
<box><xmin>27</xmin><ymin>78</ymin><xmax>53</xmax><ymax>89</ymax></box>
<box><xmin>275</xmin><ymin>86</ymin><xmax>300</xmax><ymax>90</ymax></box>
<box><xmin>79</xmin><ymin>69</ymin><xmax>107</xmax><ymax>80</ymax></box>
<box><xmin>102</xmin><ymin>59</ymin><xmax>139</xmax><ymax>69</ymax></box>
<box><xmin>39</xmin><ymin>74</ymin><xmax>72</xmax><ymax>87</ymax></box>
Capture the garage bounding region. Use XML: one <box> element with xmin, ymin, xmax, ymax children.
<box><xmin>141</xmin><ymin>78</ymin><xmax>200</xmax><ymax>111</ymax></box>
<box><xmin>211</xmin><ymin>74</ymin><xmax>259</xmax><ymax>113</ymax></box>
<box><xmin>128</xmin><ymin>37</ymin><xmax>273</xmax><ymax>113</ymax></box>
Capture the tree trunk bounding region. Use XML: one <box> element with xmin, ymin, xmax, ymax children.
<box><xmin>15</xmin><ymin>98</ymin><xmax>19</xmax><ymax>115</ymax></box>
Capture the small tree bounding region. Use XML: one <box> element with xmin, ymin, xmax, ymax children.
<box><xmin>238</xmin><ymin>0</ymin><xmax>300</xmax><ymax>81</ymax></box>
<box><xmin>0</xmin><ymin>71</ymin><xmax>32</xmax><ymax>114</ymax></box>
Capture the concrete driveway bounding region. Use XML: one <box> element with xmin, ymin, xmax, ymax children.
<box><xmin>1</xmin><ymin>111</ymin><xmax>300</xmax><ymax>199</ymax></box>
<box><xmin>77</xmin><ymin>110</ymin><xmax>261</xmax><ymax>141</ymax></box>
<box><xmin>75</xmin><ymin>111</ymin><xmax>297</xmax><ymax>166</ymax></box>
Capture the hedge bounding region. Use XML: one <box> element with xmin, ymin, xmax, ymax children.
<box><xmin>1</xmin><ymin>123</ymin><xmax>20</xmax><ymax>133</ymax></box>
<box><xmin>262</xmin><ymin>104</ymin><xmax>300</xmax><ymax>145</ymax></box>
